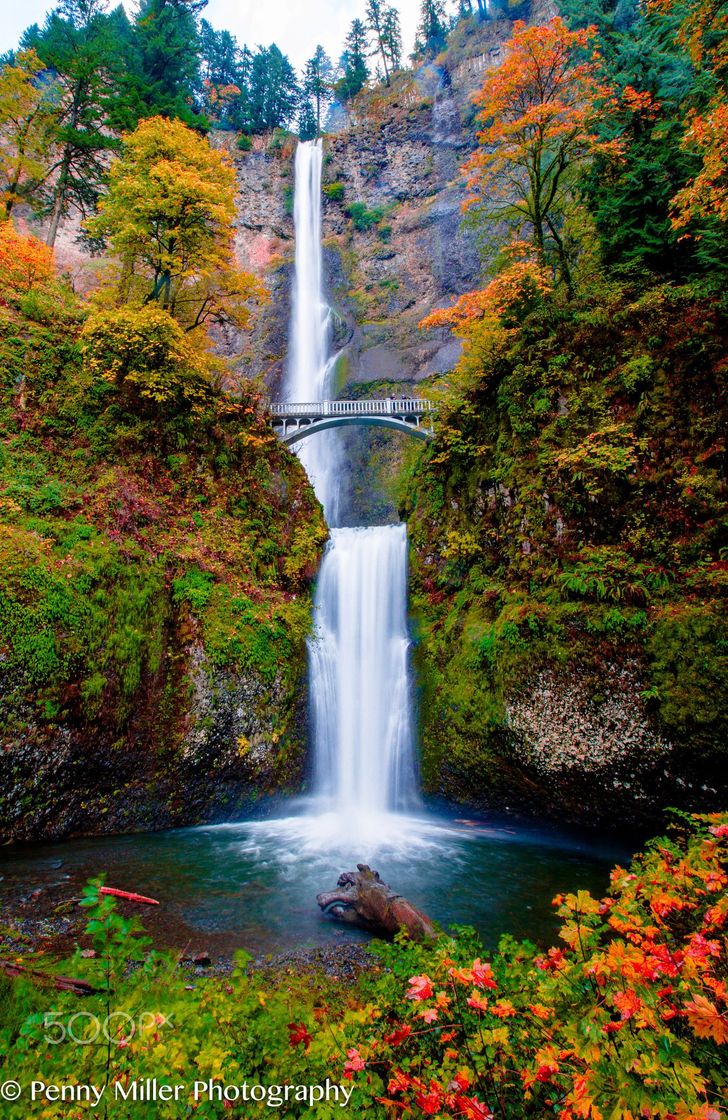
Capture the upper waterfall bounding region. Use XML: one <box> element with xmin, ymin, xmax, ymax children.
<box><xmin>285</xmin><ymin>139</ymin><xmax>341</xmax><ymax>524</ymax></box>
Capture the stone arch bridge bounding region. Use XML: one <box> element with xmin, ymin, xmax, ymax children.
<box><xmin>269</xmin><ymin>399</ymin><xmax>435</xmax><ymax>445</ymax></box>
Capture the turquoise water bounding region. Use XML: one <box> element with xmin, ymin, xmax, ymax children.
<box><xmin>0</xmin><ymin>805</ymin><xmax>629</xmax><ymax>955</ymax></box>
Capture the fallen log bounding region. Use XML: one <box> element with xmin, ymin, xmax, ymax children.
<box><xmin>317</xmin><ymin>864</ymin><xmax>436</xmax><ymax>941</ymax></box>
<box><xmin>0</xmin><ymin>959</ymin><xmax>99</xmax><ymax>996</ymax></box>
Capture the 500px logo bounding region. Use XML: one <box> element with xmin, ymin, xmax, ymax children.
<box><xmin>43</xmin><ymin>1011</ymin><xmax>173</xmax><ymax>1045</ymax></box>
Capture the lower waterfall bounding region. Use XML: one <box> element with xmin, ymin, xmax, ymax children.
<box><xmin>308</xmin><ymin>525</ymin><xmax>417</xmax><ymax>816</ymax></box>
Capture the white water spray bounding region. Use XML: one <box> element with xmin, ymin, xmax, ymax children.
<box><xmin>285</xmin><ymin>140</ymin><xmax>417</xmax><ymax>839</ymax></box>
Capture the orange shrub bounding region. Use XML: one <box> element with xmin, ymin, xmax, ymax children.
<box><xmin>0</xmin><ymin>221</ymin><xmax>56</xmax><ymax>296</ymax></box>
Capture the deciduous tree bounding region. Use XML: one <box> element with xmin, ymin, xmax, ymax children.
<box><xmin>650</xmin><ymin>0</ymin><xmax>728</xmax><ymax>241</ymax></box>
<box><xmin>0</xmin><ymin>49</ymin><xmax>58</xmax><ymax>219</ymax></box>
<box><xmin>0</xmin><ymin>221</ymin><xmax>56</xmax><ymax>293</ymax></box>
<box><xmin>86</xmin><ymin>116</ymin><xmax>264</xmax><ymax>332</ymax></box>
<box><xmin>464</xmin><ymin>18</ymin><xmax>615</xmax><ymax>292</ymax></box>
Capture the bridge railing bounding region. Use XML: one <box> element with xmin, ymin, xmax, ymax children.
<box><xmin>269</xmin><ymin>399</ymin><xmax>435</xmax><ymax>417</ymax></box>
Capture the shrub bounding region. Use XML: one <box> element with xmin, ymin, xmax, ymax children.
<box><xmin>323</xmin><ymin>181</ymin><xmax>345</xmax><ymax>201</ymax></box>
<box><xmin>80</xmin><ymin>306</ymin><xmax>213</xmax><ymax>417</ymax></box>
<box><xmin>0</xmin><ymin>222</ymin><xmax>55</xmax><ymax>296</ymax></box>
<box><xmin>343</xmin><ymin>812</ymin><xmax>728</xmax><ymax>1119</ymax></box>
<box><xmin>346</xmin><ymin>201</ymin><xmax>385</xmax><ymax>231</ymax></box>
<box><xmin>236</xmin><ymin>133</ymin><xmax>253</xmax><ymax>151</ymax></box>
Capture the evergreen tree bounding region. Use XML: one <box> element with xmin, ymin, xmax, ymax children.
<box><xmin>199</xmin><ymin>19</ymin><xmax>239</xmax><ymax>86</ymax></box>
<box><xmin>336</xmin><ymin>18</ymin><xmax>369</xmax><ymax>102</ymax></box>
<box><xmin>414</xmin><ymin>0</ymin><xmax>449</xmax><ymax>57</ymax></box>
<box><xmin>366</xmin><ymin>0</ymin><xmax>401</xmax><ymax>86</ymax></box>
<box><xmin>381</xmin><ymin>6</ymin><xmax>403</xmax><ymax>74</ymax></box>
<box><xmin>21</xmin><ymin>0</ymin><xmax>126</xmax><ymax>246</ymax></box>
<box><xmin>245</xmin><ymin>45</ymin><xmax>298</xmax><ymax>133</ymax></box>
<box><xmin>302</xmin><ymin>45</ymin><xmax>333</xmax><ymax>134</ymax></box>
<box><xmin>198</xmin><ymin>20</ymin><xmax>242</xmax><ymax>127</ymax></box>
<box><xmin>561</xmin><ymin>0</ymin><xmax>701</xmax><ymax>275</ymax></box>
<box><xmin>298</xmin><ymin>98</ymin><xmax>317</xmax><ymax>141</ymax></box>
<box><xmin>132</xmin><ymin>0</ymin><xmax>206</xmax><ymax>126</ymax></box>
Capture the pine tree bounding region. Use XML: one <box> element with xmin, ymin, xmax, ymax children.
<box><xmin>298</xmin><ymin>98</ymin><xmax>317</xmax><ymax>141</ymax></box>
<box><xmin>21</xmin><ymin>0</ymin><xmax>126</xmax><ymax>246</ymax></box>
<box><xmin>198</xmin><ymin>20</ymin><xmax>242</xmax><ymax>127</ymax></box>
<box><xmin>132</xmin><ymin>0</ymin><xmax>206</xmax><ymax>126</ymax></box>
<box><xmin>337</xmin><ymin>18</ymin><xmax>369</xmax><ymax>101</ymax></box>
<box><xmin>382</xmin><ymin>7</ymin><xmax>403</xmax><ymax>74</ymax></box>
<box><xmin>366</xmin><ymin>0</ymin><xmax>400</xmax><ymax>86</ymax></box>
<box><xmin>245</xmin><ymin>45</ymin><xmax>298</xmax><ymax>133</ymax></box>
<box><xmin>415</xmin><ymin>0</ymin><xmax>449</xmax><ymax>57</ymax></box>
<box><xmin>302</xmin><ymin>45</ymin><xmax>333</xmax><ymax>134</ymax></box>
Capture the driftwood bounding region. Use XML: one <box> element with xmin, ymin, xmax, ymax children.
<box><xmin>317</xmin><ymin>863</ymin><xmax>436</xmax><ymax>941</ymax></box>
<box><xmin>0</xmin><ymin>959</ymin><xmax>98</xmax><ymax>996</ymax></box>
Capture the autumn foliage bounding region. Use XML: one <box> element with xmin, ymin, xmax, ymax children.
<box><xmin>80</xmin><ymin>306</ymin><xmax>213</xmax><ymax>414</ymax></box>
<box><xmin>340</xmin><ymin>813</ymin><xmax>728</xmax><ymax>1119</ymax></box>
<box><xmin>82</xmin><ymin>117</ymin><xmax>265</xmax><ymax>417</ymax></box>
<box><xmin>463</xmin><ymin>18</ymin><xmax>616</xmax><ymax>288</ymax></box>
<box><xmin>420</xmin><ymin>249</ymin><xmax>552</xmax><ymax>332</ymax></box>
<box><xmin>86</xmin><ymin>116</ymin><xmax>265</xmax><ymax>331</ymax></box>
<box><xmin>0</xmin><ymin>222</ymin><xmax>56</xmax><ymax>296</ymax></box>
<box><xmin>647</xmin><ymin>0</ymin><xmax>728</xmax><ymax>236</ymax></box>
<box><xmin>672</xmin><ymin>101</ymin><xmax>728</xmax><ymax>231</ymax></box>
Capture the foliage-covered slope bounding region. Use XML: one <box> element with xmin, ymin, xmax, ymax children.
<box><xmin>394</xmin><ymin>0</ymin><xmax>728</xmax><ymax>827</ymax></box>
<box><xmin>0</xmin><ymin>243</ymin><xmax>326</xmax><ymax>842</ymax></box>
<box><xmin>404</xmin><ymin>280</ymin><xmax>727</xmax><ymax>825</ymax></box>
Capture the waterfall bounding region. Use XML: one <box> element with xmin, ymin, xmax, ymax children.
<box><xmin>285</xmin><ymin>140</ymin><xmax>417</xmax><ymax>825</ymax></box>
<box><xmin>286</xmin><ymin>139</ymin><xmax>341</xmax><ymax>526</ymax></box>
<box><xmin>309</xmin><ymin>526</ymin><xmax>416</xmax><ymax>813</ymax></box>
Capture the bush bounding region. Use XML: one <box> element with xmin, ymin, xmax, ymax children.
<box><xmin>80</xmin><ymin>306</ymin><xmax>213</xmax><ymax>417</ymax></box>
<box><xmin>343</xmin><ymin>811</ymin><xmax>728</xmax><ymax>1119</ymax></box>
<box><xmin>236</xmin><ymin>133</ymin><xmax>253</xmax><ymax>151</ymax></box>
<box><xmin>0</xmin><ymin>223</ymin><xmax>56</xmax><ymax>297</ymax></box>
<box><xmin>346</xmin><ymin>201</ymin><xmax>385</xmax><ymax>231</ymax></box>
<box><xmin>323</xmin><ymin>181</ymin><xmax>345</xmax><ymax>201</ymax></box>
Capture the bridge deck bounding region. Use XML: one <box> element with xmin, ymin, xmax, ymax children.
<box><xmin>269</xmin><ymin>399</ymin><xmax>434</xmax><ymax>419</ymax></box>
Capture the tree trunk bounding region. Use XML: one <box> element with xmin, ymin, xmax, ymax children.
<box><xmin>46</xmin><ymin>157</ymin><xmax>70</xmax><ymax>249</ymax></box>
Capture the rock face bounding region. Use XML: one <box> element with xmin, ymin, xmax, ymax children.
<box><xmin>234</xmin><ymin>14</ymin><xmax>540</xmax><ymax>395</ymax></box>
<box><xmin>0</xmin><ymin>618</ymin><xmax>310</xmax><ymax>844</ymax></box>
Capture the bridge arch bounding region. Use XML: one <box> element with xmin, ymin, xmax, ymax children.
<box><xmin>280</xmin><ymin>414</ymin><xmax>431</xmax><ymax>446</ymax></box>
<box><xmin>269</xmin><ymin>399</ymin><xmax>435</xmax><ymax>445</ymax></box>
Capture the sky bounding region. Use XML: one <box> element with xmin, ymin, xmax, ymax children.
<box><xmin>0</xmin><ymin>0</ymin><xmax>426</xmax><ymax>75</ymax></box>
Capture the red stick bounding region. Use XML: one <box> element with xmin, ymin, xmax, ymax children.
<box><xmin>99</xmin><ymin>886</ymin><xmax>159</xmax><ymax>906</ymax></box>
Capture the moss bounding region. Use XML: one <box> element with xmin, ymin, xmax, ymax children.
<box><xmin>0</xmin><ymin>278</ymin><xmax>326</xmax><ymax>839</ymax></box>
<box><xmin>404</xmin><ymin>283</ymin><xmax>727</xmax><ymax>818</ymax></box>
<box><xmin>323</xmin><ymin>181</ymin><xmax>345</xmax><ymax>201</ymax></box>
